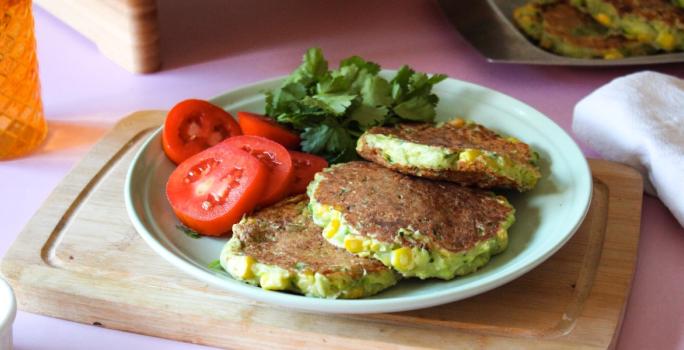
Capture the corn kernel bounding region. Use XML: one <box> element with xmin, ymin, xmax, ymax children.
<box><xmin>521</xmin><ymin>3</ymin><xmax>535</xmax><ymax>13</ymax></box>
<box><xmin>637</xmin><ymin>33</ymin><xmax>652</xmax><ymax>43</ymax></box>
<box><xmin>595</xmin><ymin>13</ymin><xmax>611</xmax><ymax>26</ymax></box>
<box><xmin>228</xmin><ymin>255</ymin><xmax>255</xmax><ymax>279</ymax></box>
<box><xmin>448</xmin><ymin>118</ymin><xmax>465</xmax><ymax>128</ymax></box>
<box><xmin>362</xmin><ymin>239</ymin><xmax>372</xmax><ymax>249</ymax></box>
<box><xmin>459</xmin><ymin>149</ymin><xmax>480</xmax><ymax>163</ymax></box>
<box><xmin>519</xmin><ymin>16</ymin><xmax>532</xmax><ymax>27</ymax></box>
<box><xmin>344</xmin><ymin>236</ymin><xmax>364</xmax><ymax>253</ymax></box>
<box><xmin>501</xmin><ymin>156</ymin><xmax>513</xmax><ymax>168</ymax></box>
<box><xmin>260</xmin><ymin>271</ymin><xmax>290</xmax><ymax>290</ymax></box>
<box><xmin>603</xmin><ymin>50</ymin><xmax>623</xmax><ymax>60</ymax></box>
<box><xmin>496</xmin><ymin>229</ymin><xmax>509</xmax><ymax>253</ymax></box>
<box><xmin>299</xmin><ymin>271</ymin><xmax>315</xmax><ymax>285</ymax></box>
<box><xmin>314</xmin><ymin>204</ymin><xmax>327</xmax><ymax>218</ymax></box>
<box><xmin>391</xmin><ymin>247</ymin><xmax>415</xmax><ymax>271</ymax></box>
<box><xmin>323</xmin><ymin>217</ymin><xmax>340</xmax><ymax>238</ymax></box>
<box><xmin>499</xmin><ymin>223</ymin><xmax>509</xmax><ymax>238</ymax></box>
<box><xmin>513</xmin><ymin>8</ymin><xmax>525</xmax><ymax>21</ymax></box>
<box><xmin>656</xmin><ymin>32</ymin><xmax>676</xmax><ymax>51</ymax></box>
<box><xmin>344</xmin><ymin>287</ymin><xmax>365</xmax><ymax>299</ymax></box>
<box><xmin>505</xmin><ymin>136</ymin><xmax>520</xmax><ymax>143</ymax></box>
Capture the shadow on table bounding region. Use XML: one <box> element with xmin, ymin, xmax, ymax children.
<box><xmin>34</xmin><ymin>121</ymin><xmax>109</xmax><ymax>156</ymax></box>
<box><xmin>155</xmin><ymin>0</ymin><xmax>442</xmax><ymax>70</ymax></box>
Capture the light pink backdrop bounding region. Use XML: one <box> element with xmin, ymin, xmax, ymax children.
<box><xmin>1</xmin><ymin>1</ymin><xmax>682</xmax><ymax>349</ymax></box>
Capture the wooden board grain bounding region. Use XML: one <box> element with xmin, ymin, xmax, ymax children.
<box><xmin>35</xmin><ymin>0</ymin><xmax>160</xmax><ymax>73</ymax></box>
<box><xmin>1</xmin><ymin>111</ymin><xmax>643</xmax><ymax>349</ymax></box>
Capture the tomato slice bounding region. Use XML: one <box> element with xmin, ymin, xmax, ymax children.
<box><xmin>222</xmin><ymin>135</ymin><xmax>294</xmax><ymax>206</ymax></box>
<box><xmin>289</xmin><ymin>151</ymin><xmax>328</xmax><ymax>195</ymax></box>
<box><xmin>237</xmin><ymin>111</ymin><xmax>301</xmax><ymax>149</ymax></box>
<box><xmin>163</xmin><ymin>99</ymin><xmax>242</xmax><ymax>164</ymax></box>
<box><xmin>166</xmin><ymin>143</ymin><xmax>267</xmax><ymax>236</ymax></box>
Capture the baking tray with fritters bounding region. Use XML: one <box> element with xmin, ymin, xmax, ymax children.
<box><xmin>438</xmin><ymin>0</ymin><xmax>684</xmax><ymax>65</ymax></box>
<box><xmin>0</xmin><ymin>111</ymin><xmax>643</xmax><ymax>349</ymax></box>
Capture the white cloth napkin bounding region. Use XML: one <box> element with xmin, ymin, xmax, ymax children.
<box><xmin>573</xmin><ymin>71</ymin><xmax>684</xmax><ymax>228</ymax></box>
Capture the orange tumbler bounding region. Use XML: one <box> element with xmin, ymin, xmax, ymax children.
<box><xmin>0</xmin><ymin>0</ymin><xmax>46</xmax><ymax>159</ymax></box>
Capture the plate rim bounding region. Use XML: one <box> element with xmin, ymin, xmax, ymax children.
<box><xmin>124</xmin><ymin>74</ymin><xmax>593</xmax><ymax>314</ymax></box>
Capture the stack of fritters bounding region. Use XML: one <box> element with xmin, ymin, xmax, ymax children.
<box><xmin>514</xmin><ymin>0</ymin><xmax>684</xmax><ymax>58</ymax></box>
<box><xmin>221</xmin><ymin>119</ymin><xmax>541</xmax><ymax>298</ymax></box>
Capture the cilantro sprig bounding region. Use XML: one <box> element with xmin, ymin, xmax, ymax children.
<box><xmin>265</xmin><ymin>48</ymin><xmax>447</xmax><ymax>163</ymax></box>
<box><xmin>207</xmin><ymin>259</ymin><xmax>224</xmax><ymax>272</ymax></box>
<box><xmin>176</xmin><ymin>224</ymin><xmax>201</xmax><ymax>239</ymax></box>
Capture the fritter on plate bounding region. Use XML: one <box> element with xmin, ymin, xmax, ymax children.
<box><xmin>307</xmin><ymin>162</ymin><xmax>515</xmax><ymax>280</ymax></box>
<box><xmin>220</xmin><ymin>195</ymin><xmax>399</xmax><ymax>298</ymax></box>
<box><xmin>356</xmin><ymin>119</ymin><xmax>541</xmax><ymax>191</ymax></box>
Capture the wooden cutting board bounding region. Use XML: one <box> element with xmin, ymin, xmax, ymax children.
<box><xmin>1</xmin><ymin>111</ymin><xmax>643</xmax><ymax>349</ymax></box>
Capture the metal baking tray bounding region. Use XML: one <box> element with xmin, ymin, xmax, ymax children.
<box><xmin>437</xmin><ymin>0</ymin><xmax>684</xmax><ymax>66</ymax></box>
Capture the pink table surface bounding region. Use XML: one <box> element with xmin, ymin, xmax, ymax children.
<box><xmin>1</xmin><ymin>1</ymin><xmax>683</xmax><ymax>349</ymax></box>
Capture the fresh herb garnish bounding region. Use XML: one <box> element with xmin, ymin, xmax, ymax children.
<box><xmin>207</xmin><ymin>259</ymin><xmax>223</xmax><ymax>272</ymax></box>
<box><xmin>176</xmin><ymin>224</ymin><xmax>201</xmax><ymax>239</ymax></box>
<box><xmin>265</xmin><ymin>48</ymin><xmax>446</xmax><ymax>163</ymax></box>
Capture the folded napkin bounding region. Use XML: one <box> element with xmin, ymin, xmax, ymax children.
<box><xmin>573</xmin><ymin>71</ymin><xmax>684</xmax><ymax>228</ymax></box>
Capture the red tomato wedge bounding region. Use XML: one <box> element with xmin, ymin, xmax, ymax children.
<box><xmin>289</xmin><ymin>151</ymin><xmax>328</xmax><ymax>195</ymax></box>
<box><xmin>222</xmin><ymin>135</ymin><xmax>294</xmax><ymax>206</ymax></box>
<box><xmin>163</xmin><ymin>99</ymin><xmax>242</xmax><ymax>164</ymax></box>
<box><xmin>166</xmin><ymin>143</ymin><xmax>267</xmax><ymax>236</ymax></box>
<box><xmin>237</xmin><ymin>111</ymin><xmax>301</xmax><ymax>149</ymax></box>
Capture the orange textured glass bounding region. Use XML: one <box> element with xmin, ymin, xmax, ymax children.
<box><xmin>0</xmin><ymin>0</ymin><xmax>46</xmax><ymax>159</ymax></box>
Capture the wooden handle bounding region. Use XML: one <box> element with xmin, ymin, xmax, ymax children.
<box><xmin>35</xmin><ymin>0</ymin><xmax>161</xmax><ymax>73</ymax></box>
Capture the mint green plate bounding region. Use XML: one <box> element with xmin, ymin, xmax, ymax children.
<box><xmin>124</xmin><ymin>73</ymin><xmax>592</xmax><ymax>314</ymax></box>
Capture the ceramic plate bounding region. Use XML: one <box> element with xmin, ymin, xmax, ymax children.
<box><xmin>124</xmin><ymin>73</ymin><xmax>592</xmax><ymax>314</ymax></box>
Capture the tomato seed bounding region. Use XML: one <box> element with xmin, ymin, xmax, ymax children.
<box><xmin>184</xmin><ymin>158</ymin><xmax>221</xmax><ymax>184</ymax></box>
<box><xmin>254</xmin><ymin>150</ymin><xmax>282</xmax><ymax>169</ymax></box>
<box><xmin>293</xmin><ymin>158</ymin><xmax>311</xmax><ymax>169</ymax></box>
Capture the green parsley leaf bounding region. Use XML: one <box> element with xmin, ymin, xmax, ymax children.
<box><xmin>207</xmin><ymin>259</ymin><xmax>223</xmax><ymax>272</ymax></box>
<box><xmin>312</xmin><ymin>94</ymin><xmax>356</xmax><ymax>116</ymax></box>
<box><xmin>294</xmin><ymin>262</ymin><xmax>308</xmax><ymax>271</ymax></box>
<box><xmin>350</xmin><ymin>103</ymin><xmax>388</xmax><ymax>128</ymax></box>
<box><xmin>390</xmin><ymin>65</ymin><xmax>415</xmax><ymax>101</ymax></box>
<box><xmin>327</xmin><ymin>124</ymin><xmax>356</xmax><ymax>155</ymax></box>
<box><xmin>428</xmin><ymin>73</ymin><xmax>448</xmax><ymax>85</ymax></box>
<box><xmin>264</xmin><ymin>49</ymin><xmax>446</xmax><ymax>163</ymax></box>
<box><xmin>176</xmin><ymin>224</ymin><xmax>201</xmax><ymax>239</ymax></box>
<box><xmin>301</xmin><ymin>124</ymin><xmax>334</xmax><ymax>154</ymax></box>
<box><xmin>265</xmin><ymin>82</ymin><xmax>307</xmax><ymax>118</ymax></box>
<box><xmin>393</xmin><ymin>96</ymin><xmax>436</xmax><ymax>121</ymax></box>
<box><xmin>339</xmin><ymin>55</ymin><xmax>380</xmax><ymax>75</ymax></box>
<box><xmin>361</xmin><ymin>75</ymin><xmax>392</xmax><ymax>107</ymax></box>
<box><xmin>317</xmin><ymin>73</ymin><xmax>351</xmax><ymax>95</ymax></box>
<box><xmin>285</xmin><ymin>48</ymin><xmax>328</xmax><ymax>87</ymax></box>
